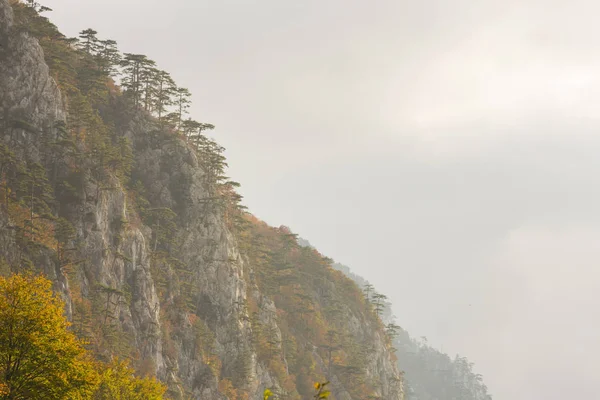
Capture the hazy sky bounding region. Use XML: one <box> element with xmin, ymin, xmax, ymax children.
<box><xmin>45</xmin><ymin>1</ymin><xmax>600</xmax><ymax>398</ymax></box>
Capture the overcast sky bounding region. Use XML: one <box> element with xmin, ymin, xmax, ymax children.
<box><xmin>45</xmin><ymin>1</ymin><xmax>600</xmax><ymax>398</ymax></box>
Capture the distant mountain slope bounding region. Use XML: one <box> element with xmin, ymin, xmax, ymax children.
<box><xmin>296</xmin><ymin>236</ymin><xmax>493</xmax><ymax>400</ymax></box>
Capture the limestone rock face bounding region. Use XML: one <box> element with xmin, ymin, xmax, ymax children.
<box><xmin>0</xmin><ymin>0</ymin><xmax>65</xmax><ymax>145</ymax></box>
<box><xmin>0</xmin><ymin>0</ymin><xmax>70</xmax><ymax>304</ymax></box>
<box><xmin>0</xmin><ymin>1</ymin><xmax>404</xmax><ymax>398</ymax></box>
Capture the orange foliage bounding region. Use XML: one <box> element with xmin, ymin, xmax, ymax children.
<box><xmin>187</xmin><ymin>313</ymin><xmax>199</xmax><ymax>325</ymax></box>
<box><xmin>1</xmin><ymin>190</ymin><xmax>57</xmax><ymax>251</ymax></box>
<box><xmin>282</xmin><ymin>374</ymin><xmax>299</xmax><ymax>397</ymax></box>
<box><xmin>218</xmin><ymin>379</ymin><xmax>248</xmax><ymax>400</ymax></box>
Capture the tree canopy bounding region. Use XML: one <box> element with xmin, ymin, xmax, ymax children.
<box><xmin>0</xmin><ymin>274</ymin><xmax>167</xmax><ymax>400</ymax></box>
<box><xmin>0</xmin><ymin>274</ymin><xmax>97</xmax><ymax>399</ymax></box>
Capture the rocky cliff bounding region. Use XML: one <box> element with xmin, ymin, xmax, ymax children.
<box><xmin>0</xmin><ymin>1</ymin><xmax>404</xmax><ymax>399</ymax></box>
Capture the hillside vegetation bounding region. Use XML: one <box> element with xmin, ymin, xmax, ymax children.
<box><xmin>0</xmin><ymin>1</ymin><xmax>403</xmax><ymax>399</ymax></box>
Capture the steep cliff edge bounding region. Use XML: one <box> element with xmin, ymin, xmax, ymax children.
<box><xmin>0</xmin><ymin>1</ymin><xmax>404</xmax><ymax>399</ymax></box>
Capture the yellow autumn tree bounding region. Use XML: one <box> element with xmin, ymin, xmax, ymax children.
<box><xmin>93</xmin><ymin>358</ymin><xmax>166</xmax><ymax>400</ymax></box>
<box><xmin>0</xmin><ymin>273</ymin><xmax>98</xmax><ymax>400</ymax></box>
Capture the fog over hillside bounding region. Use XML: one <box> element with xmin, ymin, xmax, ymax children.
<box><xmin>36</xmin><ymin>1</ymin><xmax>600</xmax><ymax>398</ymax></box>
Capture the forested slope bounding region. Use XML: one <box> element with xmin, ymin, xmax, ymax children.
<box><xmin>0</xmin><ymin>1</ymin><xmax>403</xmax><ymax>399</ymax></box>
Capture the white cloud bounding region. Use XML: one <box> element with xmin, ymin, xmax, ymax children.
<box><xmin>379</xmin><ymin>0</ymin><xmax>600</xmax><ymax>146</ymax></box>
<box><xmin>469</xmin><ymin>223</ymin><xmax>600</xmax><ymax>399</ymax></box>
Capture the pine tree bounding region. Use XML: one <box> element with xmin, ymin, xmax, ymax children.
<box><xmin>24</xmin><ymin>0</ymin><xmax>52</xmax><ymax>13</ymax></box>
<box><xmin>323</xmin><ymin>329</ymin><xmax>341</xmax><ymax>374</ymax></box>
<box><xmin>386</xmin><ymin>323</ymin><xmax>401</xmax><ymax>340</ymax></box>
<box><xmin>265</xmin><ymin>324</ymin><xmax>281</xmax><ymax>360</ymax></box>
<box><xmin>152</xmin><ymin>70</ymin><xmax>177</xmax><ymax>122</ymax></box>
<box><xmin>181</xmin><ymin>118</ymin><xmax>203</xmax><ymax>139</ymax></box>
<box><xmin>97</xmin><ymin>283</ymin><xmax>125</xmax><ymax>326</ymax></box>
<box><xmin>0</xmin><ymin>143</ymin><xmax>19</xmax><ymax>217</ymax></box>
<box><xmin>16</xmin><ymin>162</ymin><xmax>55</xmax><ymax>244</ymax></box>
<box><xmin>78</xmin><ymin>28</ymin><xmax>100</xmax><ymax>55</ymax></box>
<box><xmin>198</xmin><ymin>137</ymin><xmax>227</xmax><ymax>191</ymax></box>
<box><xmin>121</xmin><ymin>54</ymin><xmax>156</xmax><ymax>107</ymax></box>
<box><xmin>72</xmin><ymin>297</ymin><xmax>93</xmax><ymax>340</ymax></box>
<box><xmin>170</xmin><ymin>87</ymin><xmax>191</xmax><ymax>132</ymax></box>
<box><xmin>371</xmin><ymin>292</ymin><xmax>387</xmax><ymax>317</ymax></box>
<box><xmin>97</xmin><ymin>39</ymin><xmax>121</xmax><ymax>75</ymax></box>
<box><xmin>141</xmin><ymin>66</ymin><xmax>159</xmax><ymax>112</ymax></box>
<box><xmin>363</xmin><ymin>283</ymin><xmax>374</xmax><ymax>302</ymax></box>
<box><xmin>187</xmin><ymin>121</ymin><xmax>215</xmax><ymax>150</ymax></box>
<box><xmin>54</xmin><ymin>217</ymin><xmax>77</xmax><ymax>274</ymax></box>
<box><xmin>144</xmin><ymin>207</ymin><xmax>178</xmax><ymax>252</ymax></box>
